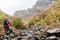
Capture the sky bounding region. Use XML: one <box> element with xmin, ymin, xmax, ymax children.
<box><xmin>0</xmin><ymin>0</ymin><xmax>37</xmax><ymax>15</ymax></box>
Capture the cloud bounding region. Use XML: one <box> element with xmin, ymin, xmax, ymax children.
<box><xmin>0</xmin><ymin>0</ymin><xmax>37</xmax><ymax>15</ymax></box>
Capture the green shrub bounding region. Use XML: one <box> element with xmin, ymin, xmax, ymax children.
<box><xmin>12</xmin><ymin>18</ymin><xmax>23</xmax><ymax>29</ymax></box>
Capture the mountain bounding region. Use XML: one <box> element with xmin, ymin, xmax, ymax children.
<box><xmin>13</xmin><ymin>0</ymin><xmax>55</xmax><ymax>20</ymax></box>
<box><xmin>31</xmin><ymin>0</ymin><xmax>60</xmax><ymax>26</ymax></box>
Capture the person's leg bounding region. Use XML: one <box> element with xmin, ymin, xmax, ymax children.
<box><xmin>5</xmin><ymin>28</ymin><xmax>7</xmax><ymax>35</ymax></box>
<box><xmin>5</xmin><ymin>26</ymin><xmax>9</xmax><ymax>35</ymax></box>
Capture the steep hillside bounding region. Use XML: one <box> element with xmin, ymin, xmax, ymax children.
<box><xmin>0</xmin><ymin>10</ymin><xmax>12</xmax><ymax>25</ymax></box>
<box><xmin>30</xmin><ymin>0</ymin><xmax>60</xmax><ymax>27</ymax></box>
<box><xmin>14</xmin><ymin>0</ymin><xmax>55</xmax><ymax>20</ymax></box>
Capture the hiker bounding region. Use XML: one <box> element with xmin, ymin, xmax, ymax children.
<box><xmin>3</xmin><ymin>18</ymin><xmax>12</xmax><ymax>35</ymax></box>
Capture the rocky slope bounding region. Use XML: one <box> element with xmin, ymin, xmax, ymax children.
<box><xmin>14</xmin><ymin>0</ymin><xmax>55</xmax><ymax>20</ymax></box>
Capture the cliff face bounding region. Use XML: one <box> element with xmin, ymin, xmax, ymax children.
<box><xmin>14</xmin><ymin>0</ymin><xmax>55</xmax><ymax>20</ymax></box>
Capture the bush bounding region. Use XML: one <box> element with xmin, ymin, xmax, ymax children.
<box><xmin>28</xmin><ymin>20</ymin><xmax>35</xmax><ymax>26</ymax></box>
<box><xmin>12</xmin><ymin>18</ymin><xmax>23</xmax><ymax>29</ymax></box>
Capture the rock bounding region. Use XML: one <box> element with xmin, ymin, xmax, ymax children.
<box><xmin>46</xmin><ymin>36</ymin><xmax>58</xmax><ymax>40</ymax></box>
<box><xmin>47</xmin><ymin>36</ymin><xmax>56</xmax><ymax>39</ymax></box>
<box><xmin>10</xmin><ymin>34</ymin><xmax>14</xmax><ymax>38</ymax></box>
<box><xmin>34</xmin><ymin>31</ymin><xmax>41</xmax><ymax>35</ymax></box>
<box><xmin>0</xmin><ymin>37</ymin><xmax>3</xmax><ymax>40</ymax></box>
<box><xmin>47</xmin><ymin>28</ymin><xmax>60</xmax><ymax>33</ymax></box>
<box><xmin>17</xmin><ymin>37</ymin><xmax>22</xmax><ymax>40</ymax></box>
<box><xmin>46</xmin><ymin>28</ymin><xmax>60</xmax><ymax>37</ymax></box>
<box><xmin>34</xmin><ymin>37</ymin><xmax>39</xmax><ymax>40</ymax></box>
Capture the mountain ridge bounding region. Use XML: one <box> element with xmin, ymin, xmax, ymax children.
<box><xmin>13</xmin><ymin>0</ymin><xmax>55</xmax><ymax>20</ymax></box>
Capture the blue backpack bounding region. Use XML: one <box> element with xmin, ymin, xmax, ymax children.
<box><xmin>4</xmin><ymin>19</ymin><xmax>9</xmax><ymax>25</ymax></box>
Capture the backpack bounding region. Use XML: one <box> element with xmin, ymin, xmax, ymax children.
<box><xmin>4</xmin><ymin>19</ymin><xmax>9</xmax><ymax>25</ymax></box>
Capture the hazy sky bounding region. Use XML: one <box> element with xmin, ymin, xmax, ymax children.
<box><xmin>0</xmin><ymin>0</ymin><xmax>37</xmax><ymax>15</ymax></box>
